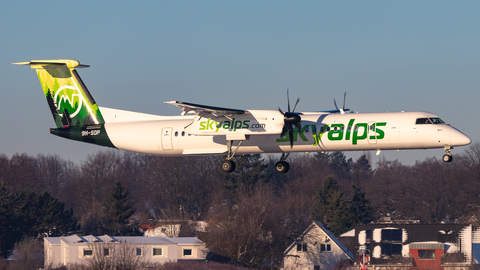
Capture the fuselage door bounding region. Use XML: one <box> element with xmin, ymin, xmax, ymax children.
<box><xmin>162</xmin><ymin>127</ymin><xmax>173</xmax><ymax>150</ymax></box>
<box><xmin>368</xmin><ymin>121</ymin><xmax>377</xmax><ymax>144</ymax></box>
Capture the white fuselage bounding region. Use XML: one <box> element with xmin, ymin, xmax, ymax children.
<box><xmin>99</xmin><ymin>107</ymin><xmax>471</xmax><ymax>156</ymax></box>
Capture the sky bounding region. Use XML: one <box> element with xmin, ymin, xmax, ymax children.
<box><xmin>1</xmin><ymin>1</ymin><xmax>479</xmax><ymax>166</ymax></box>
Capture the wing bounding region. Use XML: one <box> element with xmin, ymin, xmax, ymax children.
<box><xmin>165</xmin><ymin>101</ymin><xmax>250</xmax><ymax>118</ymax></box>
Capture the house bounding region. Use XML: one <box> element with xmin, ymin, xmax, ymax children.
<box><xmin>352</xmin><ymin>223</ymin><xmax>480</xmax><ymax>269</ymax></box>
<box><xmin>282</xmin><ymin>221</ymin><xmax>354</xmax><ymax>270</ymax></box>
<box><xmin>44</xmin><ymin>235</ymin><xmax>206</xmax><ymax>268</ymax></box>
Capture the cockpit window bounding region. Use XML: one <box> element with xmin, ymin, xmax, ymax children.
<box><xmin>416</xmin><ymin>118</ymin><xmax>445</xmax><ymax>124</ymax></box>
<box><xmin>430</xmin><ymin>118</ymin><xmax>445</xmax><ymax>124</ymax></box>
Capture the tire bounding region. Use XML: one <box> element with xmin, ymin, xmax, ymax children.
<box><xmin>222</xmin><ymin>160</ymin><xmax>236</xmax><ymax>173</ymax></box>
<box><xmin>275</xmin><ymin>161</ymin><xmax>290</xmax><ymax>174</ymax></box>
<box><xmin>442</xmin><ymin>154</ymin><xmax>452</xmax><ymax>163</ymax></box>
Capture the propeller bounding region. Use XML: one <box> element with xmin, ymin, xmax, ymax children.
<box><xmin>334</xmin><ymin>92</ymin><xmax>348</xmax><ymax>114</ymax></box>
<box><xmin>278</xmin><ymin>90</ymin><xmax>301</xmax><ymax>148</ymax></box>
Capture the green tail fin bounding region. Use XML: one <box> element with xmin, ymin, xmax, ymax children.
<box><xmin>13</xmin><ymin>59</ymin><xmax>104</xmax><ymax>128</ymax></box>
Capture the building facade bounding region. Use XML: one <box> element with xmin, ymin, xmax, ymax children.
<box><xmin>282</xmin><ymin>221</ymin><xmax>353</xmax><ymax>270</ymax></box>
<box><xmin>352</xmin><ymin>224</ymin><xmax>480</xmax><ymax>269</ymax></box>
<box><xmin>44</xmin><ymin>235</ymin><xmax>206</xmax><ymax>268</ymax></box>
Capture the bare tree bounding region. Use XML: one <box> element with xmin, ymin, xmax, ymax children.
<box><xmin>82</xmin><ymin>241</ymin><xmax>147</xmax><ymax>270</ymax></box>
<box><xmin>7</xmin><ymin>236</ymin><xmax>43</xmax><ymax>270</ymax></box>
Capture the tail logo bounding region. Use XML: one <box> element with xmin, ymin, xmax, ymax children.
<box><xmin>53</xmin><ymin>85</ymin><xmax>84</xmax><ymax>118</ymax></box>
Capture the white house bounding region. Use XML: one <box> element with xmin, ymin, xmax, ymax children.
<box><xmin>282</xmin><ymin>221</ymin><xmax>354</xmax><ymax>270</ymax></box>
<box><xmin>44</xmin><ymin>235</ymin><xmax>206</xmax><ymax>268</ymax></box>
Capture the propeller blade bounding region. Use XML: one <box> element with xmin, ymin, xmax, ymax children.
<box><xmin>292</xmin><ymin>98</ymin><xmax>300</xmax><ymax>113</ymax></box>
<box><xmin>279</xmin><ymin>89</ymin><xmax>302</xmax><ymax>148</ymax></box>
<box><xmin>287</xmin><ymin>89</ymin><xmax>291</xmax><ymax>113</ymax></box>
<box><xmin>280</xmin><ymin>125</ymin><xmax>288</xmax><ymax>138</ymax></box>
<box><xmin>294</xmin><ymin>122</ymin><xmax>302</xmax><ymax>131</ymax></box>
<box><xmin>343</xmin><ymin>92</ymin><xmax>346</xmax><ymax>111</ymax></box>
<box><xmin>288</xmin><ymin>128</ymin><xmax>294</xmax><ymax>148</ymax></box>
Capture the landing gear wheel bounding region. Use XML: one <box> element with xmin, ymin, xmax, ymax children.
<box><xmin>275</xmin><ymin>161</ymin><xmax>290</xmax><ymax>174</ymax></box>
<box><xmin>442</xmin><ymin>154</ymin><xmax>453</xmax><ymax>163</ymax></box>
<box><xmin>222</xmin><ymin>160</ymin><xmax>236</xmax><ymax>173</ymax></box>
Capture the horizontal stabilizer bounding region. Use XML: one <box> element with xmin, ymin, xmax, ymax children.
<box><xmin>13</xmin><ymin>59</ymin><xmax>90</xmax><ymax>69</ymax></box>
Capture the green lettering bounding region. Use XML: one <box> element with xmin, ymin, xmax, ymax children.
<box><xmin>345</xmin><ymin>119</ymin><xmax>355</xmax><ymax>140</ymax></box>
<box><xmin>328</xmin><ymin>124</ymin><xmax>344</xmax><ymax>141</ymax></box>
<box><xmin>352</xmin><ymin>123</ymin><xmax>368</xmax><ymax>145</ymax></box>
<box><xmin>299</xmin><ymin>124</ymin><xmax>309</xmax><ymax>141</ymax></box>
<box><xmin>369</xmin><ymin>123</ymin><xmax>376</xmax><ymax>139</ymax></box>
<box><xmin>243</xmin><ymin>120</ymin><xmax>250</xmax><ymax>129</ymax></box>
<box><xmin>199</xmin><ymin>122</ymin><xmax>206</xmax><ymax>130</ymax></box>
<box><xmin>234</xmin><ymin>121</ymin><xmax>242</xmax><ymax>131</ymax></box>
<box><xmin>276</xmin><ymin>133</ymin><xmax>290</xmax><ymax>142</ymax></box>
<box><xmin>223</xmin><ymin>121</ymin><xmax>231</xmax><ymax>129</ymax></box>
<box><xmin>313</xmin><ymin>124</ymin><xmax>329</xmax><ymax>146</ymax></box>
<box><xmin>208</xmin><ymin>120</ymin><xmax>215</xmax><ymax>130</ymax></box>
<box><xmin>216</xmin><ymin>121</ymin><xmax>223</xmax><ymax>132</ymax></box>
<box><xmin>375</xmin><ymin>122</ymin><xmax>387</xmax><ymax>139</ymax></box>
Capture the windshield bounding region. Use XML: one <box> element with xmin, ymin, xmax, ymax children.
<box><xmin>415</xmin><ymin>118</ymin><xmax>445</xmax><ymax>124</ymax></box>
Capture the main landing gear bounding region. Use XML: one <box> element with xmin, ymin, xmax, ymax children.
<box><xmin>221</xmin><ymin>140</ymin><xmax>243</xmax><ymax>173</ymax></box>
<box><xmin>275</xmin><ymin>153</ymin><xmax>290</xmax><ymax>174</ymax></box>
<box><xmin>442</xmin><ymin>146</ymin><xmax>453</xmax><ymax>163</ymax></box>
<box><xmin>220</xmin><ymin>140</ymin><xmax>292</xmax><ymax>174</ymax></box>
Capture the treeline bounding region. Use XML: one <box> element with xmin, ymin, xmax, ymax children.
<box><xmin>1</xmin><ymin>142</ymin><xmax>480</xmax><ymax>267</ymax></box>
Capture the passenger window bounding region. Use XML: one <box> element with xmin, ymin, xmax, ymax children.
<box><xmin>182</xmin><ymin>131</ymin><xmax>185</xmax><ymax>136</ymax></box>
<box><xmin>175</xmin><ymin>131</ymin><xmax>178</xmax><ymax>137</ymax></box>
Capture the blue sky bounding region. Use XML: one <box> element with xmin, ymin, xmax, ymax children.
<box><xmin>1</xmin><ymin>1</ymin><xmax>479</xmax><ymax>165</ymax></box>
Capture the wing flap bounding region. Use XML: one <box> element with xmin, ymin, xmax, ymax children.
<box><xmin>165</xmin><ymin>101</ymin><xmax>249</xmax><ymax>118</ymax></box>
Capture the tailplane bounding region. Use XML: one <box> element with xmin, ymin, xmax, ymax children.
<box><xmin>13</xmin><ymin>59</ymin><xmax>105</xmax><ymax>128</ymax></box>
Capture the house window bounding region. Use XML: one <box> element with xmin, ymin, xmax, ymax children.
<box><xmin>381</xmin><ymin>243</ymin><xmax>402</xmax><ymax>256</ymax></box>
<box><xmin>320</xmin><ymin>244</ymin><xmax>331</xmax><ymax>252</ymax></box>
<box><xmin>366</xmin><ymin>230</ymin><xmax>371</xmax><ymax>242</ymax></box>
<box><xmin>153</xmin><ymin>248</ymin><xmax>162</xmax><ymax>256</ymax></box>
<box><xmin>136</xmin><ymin>248</ymin><xmax>142</xmax><ymax>256</ymax></box>
<box><xmin>297</xmin><ymin>243</ymin><xmax>307</xmax><ymax>252</ymax></box>
<box><xmin>83</xmin><ymin>249</ymin><xmax>93</xmax><ymax>257</ymax></box>
<box><xmin>381</xmin><ymin>229</ymin><xmax>402</xmax><ymax>241</ymax></box>
<box><xmin>104</xmin><ymin>248</ymin><xmax>110</xmax><ymax>257</ymax></box>
<box><xmin>418</xmin><ymin>250</ymin><xmax>436</xmax><ymax>260</ymax></box>
<box><xmin>183</xmin><ymin>248</ymin><xmax>192</xmax><ymax>256</ymax></box>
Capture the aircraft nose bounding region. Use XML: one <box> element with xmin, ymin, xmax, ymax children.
<box><xmin>450</xmin><ymin>127</ymin><xmax>471</xmax><ymax>146</ymax></box>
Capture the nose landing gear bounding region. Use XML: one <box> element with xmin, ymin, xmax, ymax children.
<box><xmin>443</xmin><ymin>146</ymin><xmax>453</xmax><ymax>163</ymax></box>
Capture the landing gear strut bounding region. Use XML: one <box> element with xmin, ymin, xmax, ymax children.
<box><xmin>442</xmin><ymin>146</ymin><xmax>453</xmax><ymax>163</ymax></box>
<box><xmin>221</xmin><ymin>140</ymin><xmax>243</xmax><ymax>173</ymax></box>
<box><xmin>275</xmin><ymin>153</ymin><xmax>290</xmax><ymax>174</ymax></box>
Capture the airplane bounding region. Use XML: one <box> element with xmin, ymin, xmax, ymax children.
<box><xmin>14</xmin><ymin>59</ymin><xmax>471</xmax><ymax>173</ymax></box>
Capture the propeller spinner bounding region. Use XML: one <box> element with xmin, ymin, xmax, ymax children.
<box><xmin>278</xmin><ymin>90</ymin><xmax>301</xmax><ymax>148</ymax></box>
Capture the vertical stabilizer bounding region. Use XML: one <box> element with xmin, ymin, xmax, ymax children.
<box><xmin>13</xmin><ymin>59</ymin><xmax>104</xmax><ymax>128</ymax></box>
